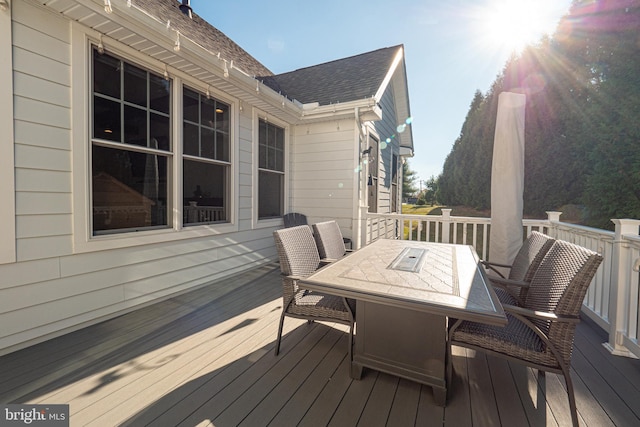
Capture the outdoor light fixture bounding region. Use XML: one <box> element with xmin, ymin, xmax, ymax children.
<box><xmin>174</xmin><ymin>31</ymin><xmax>180</xmax><ymax>52</ymax></box>
<box><xmin>104</xmin><ymin>0</ymin><xmax>113</xmax><ymax>14</ymax></box>
<box><xmin>0</xmin><ymin>0</ymin><xmax>9</xmax><ymax>12</ymax></box>
<box><xmin>97</xmin><ymin>34</ymin><xmax>105</xmax><ymax>54</ymax></box>
<box><xmin>367</xmin><ymin>175</ymin><xmax>373</xmax><ymax>186</ymax></box>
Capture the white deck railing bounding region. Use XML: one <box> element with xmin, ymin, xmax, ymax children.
<box><xmin>363</xmin><ymin>210</ymin><xmax>640</xmax><ymax>359</ymax></box>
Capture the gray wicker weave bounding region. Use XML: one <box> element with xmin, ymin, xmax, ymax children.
<box><xmin>483</xmin><ymin>231</ymin><xmax>555</xmax><ymax>304</ymax></box>
<box><xmin>273</xmin><ymin>225</ymin><xmax>355</xmax><ymax>356</ymax></box>
<box><xmin>312</xmin><ymin>220</ymin><xmax>349</xmax><ymax>262</ymax></box>
<box><xmin>449</xmin><ymin>239</ymin><xmax>603</xmax><ymax>427</ymax></box>
<box><xmin>282</xmin><ymin>212</ymin><xmax>308</xmax><ymax>228</ymax></box>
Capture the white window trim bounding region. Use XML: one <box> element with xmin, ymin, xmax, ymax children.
<box><xmin>0</xmin><ymin>7</ymin><xmax>16</xmax><ymax>264</ymax></box>
<box><xmin>252</xmin><ymin>108</ymin><xmax>289</xmax><ymax>229</ymax></box>
<box><xmin>71</xmin><ymin>24</ymin><xmax>238</xmax><ymax>253</ymax></box>
<box><xmin>366</xmin><ymin>127</ymin><xmax>380</xmax><ymax>214</ymax></box>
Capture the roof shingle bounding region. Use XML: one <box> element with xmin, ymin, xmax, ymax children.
<box><xmin>260</xmin><ymin>46</ymin><xmax>403</xmax><ymax>105</ymax></box>
<box><xmin>133</xmin><ymin>0</ymin><xmax>272</xmax><ymax>77</ymax></box>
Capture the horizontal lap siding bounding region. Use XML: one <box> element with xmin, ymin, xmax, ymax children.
<box><xmin>0</xmin><ymin>1</ymin><xmax>275</xmax><ymax>356</ymax></box>
<box><xmin>13</xmin><ymin>3</ymin><xmax>72</xmax><ymax>262</ymax></box>
<box><xmin>291</xmin><ymin>120</ymin><xmax>357</xmax><ymax>235</ymax></box>
<box><xmin>374</xmin><ymin>86</ymin><xmax>400</xmax><ymax>214</ymax></box>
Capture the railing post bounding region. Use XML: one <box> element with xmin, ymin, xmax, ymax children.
<box><xmin>605</xmin><ymin>219</ymin><xmax>640</xmax><ymax>357</ymax></box>
<box><xmin>441</xmin><ymin>209</ymin><xmax>452</xmax><ymax>243</ymax></box>
<box><xmin>359</xmin><ymin>206</ymin><xmax>369</xmax><ymax>249</ymax></box>
<box><xmin>546</xmin><ymin>211</ymin><xmax>562</xmax><ymax>237</ymax></box>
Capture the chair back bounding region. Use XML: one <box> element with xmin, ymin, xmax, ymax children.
<box><xmin>312</xmin><ymin>220</ymin><xmax>347</xmax><ymax>260</ymax></box>
<box><xmin>273</xmin><ymin>225</ymin><xmax>320</xmax><ymax>278</ymax></box>
<box><xmin>525</xmin><ymin>240</ymin><xmax>603</xmax><ymax>360</ymax></box>
<box><xmin>282</xmin><ymin>212</ymin><xmax>308</xmax><ymax>228</ymax></box>
<box><xmin>509</xmin><ymin>231</ymin><xmax>555</xmax><ymax>281</ymax></box>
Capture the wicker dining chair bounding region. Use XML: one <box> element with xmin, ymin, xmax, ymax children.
<box><xmin>312</xmin><ymin>220</ymin><xmax>351</xmax><ymax>263</ymax></box>
<box><xmin>282</xmin><ymin>212</ymin><xmax>308</xmax><ymax>228</ymax></box>
<box><xmin>483</xmin><ymin>231</ymin><xmax>555</xmax><ymax>304</ymax></box>
<box><xmin>273</xmin><ymin>225</ymin><xmax>355</xmax><ymax>356</ymax></box>
<box><xmin>448</xmin><ymin>240</ymin><xmax>603</xmax><ymax>427</ymax></box>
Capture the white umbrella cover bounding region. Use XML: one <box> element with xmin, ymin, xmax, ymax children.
<box><xmin>489</xmin><ymin>92</ymin><xmax>526</xmax><ymax>274</ymax></box>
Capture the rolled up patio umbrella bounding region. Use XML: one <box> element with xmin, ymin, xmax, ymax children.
<box><xmin>489</xmin><ymin>92</ymin><xmax>526</xmax><ymax>275</ymax></box>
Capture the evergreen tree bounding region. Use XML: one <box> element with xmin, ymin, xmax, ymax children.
<box><xmin>402</xmin><ymin>161</ymin><xmax>419</xmax><ymax>199</ymax></box>
<box><xmin>435</xmin><ymin>0</ymin><xmax>640</xmax><ymax>228</ymax></box>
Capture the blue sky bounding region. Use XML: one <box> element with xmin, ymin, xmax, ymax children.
<box><xmin>190</xmin><ymin>0</ymin><xmax>572</xmax><ymax>184</ymax></box>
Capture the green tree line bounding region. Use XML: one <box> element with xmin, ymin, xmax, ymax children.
<box><xmin>436</xmin><ymin>0</ymin><xmax>640</xmax><ymax>229</ymax></box>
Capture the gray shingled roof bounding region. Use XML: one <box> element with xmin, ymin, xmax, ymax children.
<box><xmin>260</xmin><ymin>46</ymin><xmax>402</xmax><ymax>106</ymax></box>
<box><xmin>133</xmin><ymin>2</ymin><xmax>401</xmax><ymax>107</ymax></box>
<box><xmin>133</xmin><ymin>0</ymin><xmax>272</xmax><ymax>77</ymax></box>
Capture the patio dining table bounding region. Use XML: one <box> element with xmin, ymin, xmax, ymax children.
<box><xmin>300</xmin><ymin>239</ymin><xmax>506</xmax><ymax>406</ymax></box>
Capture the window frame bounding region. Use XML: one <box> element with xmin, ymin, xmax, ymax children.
<box><xmin>90</xmin><ymin>47</ymin><xmax>173</xmax><ymax>235</ymax></box>
<box><xmin>253</xmin><ymin>109</ymin><xmax>288</xmax><ymax>228</ymax></box>
<box><xmin>181</xmin><ymin>85</ymin><xmax>232</xmax><ymax>226</ymax></box>
<box><xmin>367</xmin><ymin>133</ymin><xmax>380</xmax><ymax>214</ymax></box>
<box><xmin>391</xmin><ymin>153</ymin><xmax>399</xmax><ymax>213</ymax></box>
<box><xmin>71</xmin><ymin>27</ymin><xmax>238</xmax><ymax>253</ymax></box>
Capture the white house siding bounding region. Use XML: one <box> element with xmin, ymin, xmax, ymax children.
<box><xmin>373</xmin><ymin>84</ymin><xmax>401</xmax><ymax>214</ymax></box>
<box><xmin>0</xmin><ymin>1</ymin><xmax>277</xmax><ymax>356</ymax></box>
<box><xmin>290</xmin><ymin>119</ymin><xmax>358</xmax><ymax>239</ymax></box>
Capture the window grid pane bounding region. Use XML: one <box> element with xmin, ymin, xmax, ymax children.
<box><xmin>258</xmin><ymin>119</ymin><xmax>285</xmax><ymax>219</ymax></box>
<box><xmin>182</xmin><ymin>87</ymin><xmax>230</xmax><ymax>162</ymax></box>
<box><xmin>182</xmin><ymin>86</ymin><xmax>231</xmax><ymax>225</ymax></box>
<box><xmin>91</xmin><ymin>48</ymin><xmax>173</xmax><ymax>235</ymax></box>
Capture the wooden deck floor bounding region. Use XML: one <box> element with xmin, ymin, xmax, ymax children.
<box><xmin>1</xmin><ymin>264</ymin><xmax>639</xmax><ymax>426</ymax></box>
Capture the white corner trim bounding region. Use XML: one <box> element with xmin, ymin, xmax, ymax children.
<box><xmin>0</xmin><ymin>6</ymin><xmax>16</xmax><ymax>264</ymax></box>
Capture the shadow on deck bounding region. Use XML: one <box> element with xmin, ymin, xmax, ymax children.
<box><xmin>0</xmin><ymin>264</ymin><xmax>639</xmax><ymax>426</ymax></box>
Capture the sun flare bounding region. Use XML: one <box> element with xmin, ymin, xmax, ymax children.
<box><xmin>477</xmin><ymin>0</ymin><xmax>567</xmax><ymax>54</ymax></box>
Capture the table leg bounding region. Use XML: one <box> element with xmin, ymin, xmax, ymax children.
<box><xmin>433</xmin><ymin>386</ymin><xmax>447</xmax><ymax>407</ymax></box>
<box><xmin>350</xmin><ymin>362</ymin><xmax>363</xmax><ymax>380</ymax></box>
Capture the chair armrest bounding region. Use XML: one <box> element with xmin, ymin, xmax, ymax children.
<box><xmin>489</xmin><ymin>277</ymin><xmax>529</xmax><ymax>290</ymax></box>
<box><xmin>503</xmin><ymin>304</ymin><xmax>581</xmax><ymax>324</ymax></box>
<box><xmin>481</xmin><ymin>260</ymin><xmax>512</xmax><ymax>279</ymax></box>
<box><xmin>481</xmin><ymin>260</ymin><xmax>512</xmax><ymax>269</ymax></box>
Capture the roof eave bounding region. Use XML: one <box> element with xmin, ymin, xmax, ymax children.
<box><xmin>299</xmin><ymin>99</ymin><xmax>382</xmax><ymax>123</ymax></box>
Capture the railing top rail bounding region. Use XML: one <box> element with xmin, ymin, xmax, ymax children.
<box><xmin>553</xmin><ymin>222</ymin><xmax>615</xmax><ymax>240</ymax></box>
<box><xmin>367</xmin><ymin>212</ymin><xmax>493</xmax><ymax>223</ymax></box>
<box><xmin>622</xmin><ymin>233</ymin><xmax>640</xmax><ymax>245</ymax></box>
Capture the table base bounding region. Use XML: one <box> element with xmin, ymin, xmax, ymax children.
<box><xmin>352</xmin><ymin>301</ymin><xmax>448</xmax><ymax>406</ymax></box>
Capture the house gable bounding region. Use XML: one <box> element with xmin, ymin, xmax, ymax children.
<box><xmin>261</xmin><ymin>46</ymin><xmax>402</xmax><ymax>106</ymax></box>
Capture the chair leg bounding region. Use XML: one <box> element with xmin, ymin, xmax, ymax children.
<box><xmin>562</xmin><ymin>366</ymin><xmax>580</xmax><ymax>427</ymax></box>
<box><xmin>348</xmin><ymin>321</ymin><xmax>354</xmax><ymax>362</ymax></box>
<box><xmin>275</xmin><ymin>312</ymin><xmax>286</xmax><ymax>356</ymax></box>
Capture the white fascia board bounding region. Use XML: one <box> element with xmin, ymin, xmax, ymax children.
<box><xmin>300</xmin><ymin>98</ymin><xmax>382</xmax><ymax>123</ymax></box>
<box><xmin>373</xmin><ymin>46</ymin><xmax>404</xmax><ymax>102</ymax></box>
<box><xmin>399</xmin><ymin>146</ymin><xmax>414</xmax><ymax>158</ymax></box>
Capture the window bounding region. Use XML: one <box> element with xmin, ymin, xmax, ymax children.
<box><xmin>182</xmin><ymin>87</ymin><xmax>230</xmax><ymax>224</ymax></box>
<box><xmin>258</xmin><ymin>119</ymin><xmax>284</xmax><ymax>219</ymax></box>
<box><xmin>91</xmin><ymin>48</ymin><xmax>171</xmax><ymax>234</ymax></box>
<box><xmin>367</xmin><ymin>135</ymin><xmax>379</xmax><ymax>213</ymax></box>
<box><xmin>391</xmin><ymin>154</ymin><xmax>399</xmax><ymax>213</ymax></box>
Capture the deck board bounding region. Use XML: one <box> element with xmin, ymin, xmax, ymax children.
<box><xmin>1</xmin><ymin>263</ymin><xmax>639</xmax><ymax>426</ymax></box>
